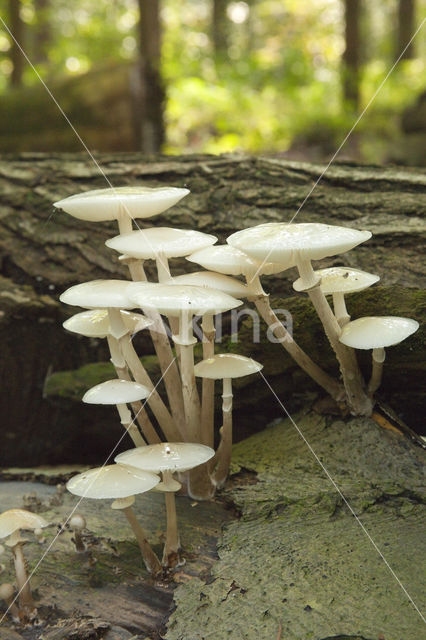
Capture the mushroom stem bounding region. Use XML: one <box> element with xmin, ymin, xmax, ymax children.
<box><xmin>161</xmin><ymin>472</ymin><xmax>181</xmax><ymax>567</ymax></box>
<box><xmin>126</xmin><ymin>259</ymin><xmax>187</xmax><ymax>436</ymax></box>
<box><xmin>155</xmin><ymin>251</ymin><xmax>171</xmax><ymax>283</ymax></box>
<box><xmin>332</xmin><ymin>292</ymin><xmax>351</xmax><ymax>327</ymax></box>
<box><xmin>212</xmin><ymin>378</ymin><xmax>233</xmax><ymax>488</ymax></box>
<box><xmin>10</xmin><ymin>537</ymin><xmax>34</xmax><ymax>613</ymax></box>
<box><xmin>122</xmin><ymin>506</ymin><xmax>162</xmax><ymax>576</ymax></box>
<box><xmin>252</xmin><ymin>291</ymin><xmax>345</xmax><ymax>403</ymax></box>
<box><xmin>173</xmin><ymin>310</ymin><xmax>201</xmax><ymax>442</ymax></box>
<box><xmin>117</xmin><ymin>206</ymin><xmax>133</xmax><ymax>235</ymax></box>
<box><xmin>200</xmin><ymin>313</ymin><xmax>216</xmax><ymax>447</ymax></box>
<box><xmin>107</xmin><ymin>335</ymin><xmax>161</xmax><ymax>444</ymax></box>
<box><xmin>116</xmin><ymin>403</ymin><xmax>146</xmax><ymax>447</ymax></box>
<box><xmin>368</xmin><ymin>347</ymin><xmax>386</xmax><ymax>397</ymax></box>
<box><xmin>306</xmin><ymin>283</ymin><xmax>372</xmax><ymax>416</ymax></box>
<box><xmin>0</xmin><ymin>584</ymin><xmax>20</xmax><ymax>622</ymax></box>
<box><xmin>295</xmin><ymin>257</ymin><xmax>320</xmax><ymax>290</ymax></box>
<box><xmin>119</xmin><ymin>334</ymin><xmax>181</xmax><ymax>442</ymax></box>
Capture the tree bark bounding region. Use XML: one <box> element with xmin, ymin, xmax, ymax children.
<box><xmin>137</xmin><ymin>0</ymin><xmax>165</xmax><ymax>153</ymax></box>
<box><xmin>396</xmin><ymin>0</ymin><xmax>416</xmax><ymax>61</ymax></box>
<box><xmin>342</xmin><ymin>0</ymin><xmax>362</xmax><ymax>110</ymax></box>
<box><xmin>0</xmin><ymin>153</ymin><xmax>424</xmax><ymax>466</ymax></box>
<box><xmin>8</xmin><ymin>0</ymin><xmax>24</xmax><ymax>87</ymax></box>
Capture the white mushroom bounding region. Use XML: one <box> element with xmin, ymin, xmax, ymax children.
<box><xmin>54</xmin><ymin>186</ymin><xmax>190</xmax><ymax>233</ymax></box>
<box><xmin>189</xmin><ymin>244</ymin><xmax>344</xmax><ymax>404</ymax></box>
<box><xmin>116</xmin><ymin>443</ymin><xmax>214</xmax><ymax>566</ymax></box>
<box><xmin>0</xmin><ymin>509</ymin><xmax>48</xmax><ymax>617</ymax></box>
<box><xmin>69</xmin><ymin>514</ymin><xmax>87</xmax><ymax>553</ymax></box>
<box><xmin>83</xmin><ymin>378</ymin><xmax>152</xmax><ymax>447</ymax></box>
<box><xmin>194</xmin><ymin>354</ymin><xmax>263</xmax><ymax>487</ymax></box>
<box><xmin>67</xmin><ymin>465</ymin><xmax>162</xmax><ymax>576</ymax></box>
<box><xmin>294</xmin><ymin>267</ymin><xmax>380</xmax><ymax>326</ymax></box>
<box><xmin>106</xmin><ymin>227</ymin><xmax>217</xmax><ymax>282</ymax></box>
<box><xmin>339</xmin><ymin>316</ymin><xmax>419</xmax><ymax>397</ymax></box>
<box><xmin>228</xmin><ymin>223</ymin><xmax>373</xmax><ymax>416</ymax></box>
<box><xmin>126</xmin><ymin>283</ymin><xmax>242</xmax><ymax>448</ymax></box>
<box><xmin>60</xmin><ymin>280</ymin><xmax>176</xmax><ymax>442</ymax></box>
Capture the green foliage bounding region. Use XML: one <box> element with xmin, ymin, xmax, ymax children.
<box><xmin>0</xmin><ymin>0</ymin><xmax>425</xmax><ymax>159</ymax></box>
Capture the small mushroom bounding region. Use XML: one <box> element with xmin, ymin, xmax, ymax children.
<box><xmin>67</xmin><ymin>464</ymin><xmax>162</xmax><ymax>576</ymax></box>
<box><xmin>339</xmin><ymin>316</ymin><xmax>419</xmax><ymax>397</ymax></box>
<box><xmin>0</xmin><ymin>583</ymin><xmax>20</xmax><ymax>622</ymax></box>
<box><xmin>69</xmin><ymin>514</ymin><xmax>87</xmax><ymax>553</ymax></box>
<box><xmin>294</xmin><ymin>267</ymin><xmax>380</xmax><ymax>326</ymax></box>
<box><xmin>194</xmin><ymin>354</ymin><xmax>263</xmax><ymax>487</ymax></box>
<box><xmin>116</xmin><ymin>442</ymin><xmax>214</xmax><ymax>566</ymax></box>
<box><xmin>0</xmin><ymin>509</ymin><xmax>48</xmax><ymax>618</ymax></box>
<box><xmin>82</xmin><ymin>378</ymin><xmax>151</xmax><ymax>447</ymax></box>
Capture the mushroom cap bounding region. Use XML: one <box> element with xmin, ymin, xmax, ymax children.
<box><xmin>0</xmin><ymin>509</ymin><xmax>48</xmax><ymax>540</ymax></box>
<box><xmin>0</xmin><ymin>583</ymin><xmax>15</xmax><ymax>599</ymax></box>
<box><xmin>63</xmin><ymin>309</ymin><xmax>153</xmax><ymax>338</ymax></box>
<box><xmin>60</xmin><ymin>280</ymin><xmax>134</xmax><ymax>310</ymax></box>
<box><xmin>227</xmin><ymin>223</ymin><xmax>372</xmax><ymax>264</ymax></box>
<box><xmin>187</xmin><ymin>245</ymin><xmax>286</xmax><ymax>277</ymax></box>
<box><xmin>127</xmin><ymin>282</ymin><xmax>242</xmax><ymax>316</ymax></box>
<box><xmin>115</xmin><ymin>442</ymin><xmax>215</xmax><ymax>473</ymax></box>
<box><xmin>69</xmin><ymin>514</ymin><xmax>86</xmax><ymax>530</ymax></box>
<box><xmin>106</xmin><ymin>227</ymin><xmax>217</xmax><ymax>259</ymax></box>
<box><xmin>66</xmin><ymin>464</ymin><xmax>159</xmax><ymax>499</ymax></box>
<box><xmin>54</xmin><ymin>186</ymin><xmax>190</xmax><ymax>222</ymax></box>
<box><xmin>339</xmin><ymin>316</ymin><xmax>419</xmax><ymax>350</ymax></box>
<box><xmin>194</xmin><ymin>353</ymin><xmax>263</xmax><ymax>380</ymax></box>
<box><xmin>294</xmin><ymin>266</ymin><xmax>380</xmax><ymax>294</ymax></box>
<box><xmin>83</xmin><ymin>379</ymin><xmax>151</xmax><ymax>405</ymax></box>
<box><xmin>169</xmin><ymin>271</ymin><xmax>249</xmax><ymax>298</ymax></box>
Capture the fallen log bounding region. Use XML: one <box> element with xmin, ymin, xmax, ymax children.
<box><xmin>0</xmin><ymin>153</ymin><xmax>424</xmax><ymax>466</ymax></box>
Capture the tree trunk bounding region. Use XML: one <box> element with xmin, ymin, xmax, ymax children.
<box><xmin>8</xmin><ymin>0</ymin><xmax>24</xmax><ymax>87</ymax></box>
<box><xmin>33</xmin><ymin>0</ymin><xmax>50</xmax><ymax>63</ymax></box>
<box><xmin>396</xmin><ymin>0</ymin><xmax>416</xmax><ymax>61</ymax></box>
<box><xmin>136</xmin><ymin>0</ymin><xmax>165</xmax><ymax>153</ymax></box>
<box><xmin>212</xmin><ymin>0</ymin><xmax>229</xmax><ymax>56</ymax></box>
<box><xmin>0</xmin><ymin>153</ymin><xmax>424</xmax><ymax>467</ymax></box>
<box><xmin>342</xmin><ymin>0</ymin><xmax>362</xmax><ymax>110</ymax></box>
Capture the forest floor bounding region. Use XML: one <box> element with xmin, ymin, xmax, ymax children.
<box><xmin>0</xmin><ymin>409</ymin><xmax>425</xmax><ymax>640</ymax></box>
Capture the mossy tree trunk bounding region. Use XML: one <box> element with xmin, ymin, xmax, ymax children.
<box><xmin>0</xmin><ymin>153</ymin><xmax>424</xmax><ymax>466</ymax></box>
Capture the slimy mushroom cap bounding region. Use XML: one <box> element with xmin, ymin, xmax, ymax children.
<box><xmin>82</xmin><ymin>379</ymin><xmax>151</xmax><ymax>405</ymax></box>
<box><xmin>0</xmin><ymin>509</ymin><xmax>48</xmax><ymax>540</ymax></box>
<box><xmin>60</xmin><ymin>280</ymin><xmax>135</xmax><ymax>310</ymax></box>
<box><xmin>54</xmin><ymin>186</ymin><xmax>190</xmax><ymax>222</ymax></box>
<box><xmin>294</xmin><ymin>266</ymin><xmax>380</xmax><ymax>294</ymax></box>
<box><xmin>187</xmin><ymin>244</ymin><xmax>285</xmax><ymax>276</ymax></box>
<box><xmin>169</xmin><ymin>271</ymin><xmax>249</xmax><ymax>298</ymax></box>
<box><xmin>115</xmin><ymin>442</ymin><xmax>215</xmax><ymax>473</ymax></box>
<box><xmin>227</xmin><ymin>222</ymin><xmax>371</xmax><ymax>264</ymax></box>
<box><xmin>63</xmin><ymin>308</ymin><xmax>153</xmax><ymax>338</ymax></box>
<box><xmin>106</xmin><ymin>227</ymin><xmax>217</xmax><ymax>259</ymax></box>
<box><xmin>127</xmin><ymin>282</ymin><xmax>242</xmax><ymax>317</ymax></box>
<box><xmin>66</xmin><ymin>464</ymin><xmax>159</xmax><ymax>499</ymax></box>
<box><xmin>339</xmin><ymin>316</ymin><xmax>419</xmax><ymax>350</ymax></box>
<box><xmin>194</xmin><ymin>353</ymin><xmax>263</xmax><ymax>380</ymax></box>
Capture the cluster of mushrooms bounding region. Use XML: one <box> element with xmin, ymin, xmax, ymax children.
<box><xmin>56</xmin><ymin>186</ymin><xmax>418</xmax><ymax>557</ymax></box>
<box><xmin>1</xmin><ymin>184</ymin><xmax>419</xmax><ymax>619</ymax></box>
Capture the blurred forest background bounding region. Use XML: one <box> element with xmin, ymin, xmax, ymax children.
<box><xmin>0</xmin><ymin>0</ymin><xmax>425</xmax><ymax>164</ymax></box>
